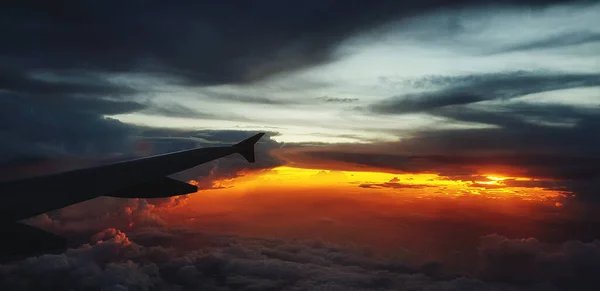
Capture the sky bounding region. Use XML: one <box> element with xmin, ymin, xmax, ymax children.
<box><xmin>1</xmin><ymin>0</ymin><xmax>600</xmax><ymax>290</ymax></box>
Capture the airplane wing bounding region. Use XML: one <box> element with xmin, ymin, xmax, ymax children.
<box><xmin>0</xmin><ymin>132</ymin><xmax>265</xmax><ymax>261</ymax></box>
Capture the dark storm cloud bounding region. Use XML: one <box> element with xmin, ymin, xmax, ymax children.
<box><xmin>432</xmin><ymin>101</ymin><xmax>596</xmax><ymax>129</ymax></box>
<box><xmin>0</xmin><ymin>59</ymin><xmax>147</xmax><ymax>162</ymax></box>
<box><xmin>493</xmin><ymin>31</ymin><xmax>600</xmax><ymax>54</ymax></box>
<box><xmin>0</xmin><ymin>95</ymin><xmax>141</xmax><ymax>163</ymax></box>
<box><xmin>138</xmin><ymin>102</ymin><xmax>222</xmax><ymax>119</ymax></box>
<box><xmin>2</xmin><ymin>1</ymin><xmax>587</xmax><ymax>87</ymax></box>
<box><xmin>0</xmin><ymin>68</ymin><xmax>137</xmax><ymax>98</ymax></box>
<box><xmin>370</xmin><ymin>71</ymin><xmax>600</xmax><ymax>114</ymax></box>
<box><xmin>0</xmin><ymin>67</ymin><xmax>146</xmax><ymax>164</ymax></box>
<box><xmin>405</xmin><ymin>102</ymin><xmax>600</xmax><ymax>155</ymax></box>
<box><xmin>3</xmin><ymin>227</ymin><xmax>600</xmax><ymax>290</ymax></box>
<box><xmin>318</xmin><ymin>96</ymin><xmax>360</xmax><ymax>103</ymax></box>
<box><xmin>204</xmin><ymin>92</ymin><xmax>292</xmax><ymax>105</ymax></box>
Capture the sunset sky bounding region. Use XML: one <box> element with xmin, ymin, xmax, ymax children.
<box><xmin>2</xmin><ymin>1</ymin><xmax>600</xmax><ymax>290</ymax></box>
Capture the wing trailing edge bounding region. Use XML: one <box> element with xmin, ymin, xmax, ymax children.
<box><xmin>107</xmin><ymin>177</ymin><xmax>198</xmax><ymax>198</ymax></box>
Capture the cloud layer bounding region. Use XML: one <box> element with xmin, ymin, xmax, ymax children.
<box><xmin>2</xmin><ymin>226</ymin><xmax>600</xmax><ymax>291</ymax></box>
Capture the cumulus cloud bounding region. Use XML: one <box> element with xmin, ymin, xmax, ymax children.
<box><xmin>25</xmin><ymin>197</ymin><xmax>168</xmax><ymax>236</ymax></box>
<box><xmin>477</xmin><ymin>234</ymin><xmax>600</xmax><ymax>290</ymax></box>
<box><xmin>3</xmin><ymin>226</ymin><xmax>600</xmax><ymax>291</ymax></box>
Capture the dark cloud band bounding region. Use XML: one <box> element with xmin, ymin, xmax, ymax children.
<box><xmin>370</xmin><ymin>72</ymin><xmax>600</xmax><ymax>114</ymax></box>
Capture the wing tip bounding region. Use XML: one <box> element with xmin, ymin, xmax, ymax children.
<box><xmin>233</xmin><ymin>132</ymin><xmax>266</xmax><ymax>163</ymax></box>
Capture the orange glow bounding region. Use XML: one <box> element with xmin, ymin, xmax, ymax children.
<box><xmin>204</xmin><ymin>166</ymin><xmax>565</xmax><ymax>201</ymax></box>
<box><xmin>153</xmin><ymin>166</ymin><xmax>573</xmax><ymax>259</ymax></box>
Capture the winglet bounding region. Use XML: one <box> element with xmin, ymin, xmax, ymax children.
<box><xmin>232</xmin><ymin>133</ymin><xmax>265</xmax><ymax>163</ymax></box>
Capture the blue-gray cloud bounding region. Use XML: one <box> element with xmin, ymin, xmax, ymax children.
<box><xmin>318</xmin><ymin>97</ymin><xmax>360</xmax><ymax>103</ymax></box>
<box><xmin>370</xmin><ymin>71</ymin><xmax>600</xmax><ymax>114</ymax></box>
<box><xmin>493</xmin><ymin>31</ymin><xmax>600</xmax><ymax>54</ymax></box>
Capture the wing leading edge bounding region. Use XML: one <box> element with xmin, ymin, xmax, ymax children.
<box><xmin>0</xmin><ymin>132</ymin><xmax>265</xmax><ymax>221</ymax></box>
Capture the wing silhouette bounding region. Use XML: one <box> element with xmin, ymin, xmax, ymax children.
<box><xmin>0</xmin><ymin>132</ymin><xmax>265</xmax><ymax>261</ymax></box>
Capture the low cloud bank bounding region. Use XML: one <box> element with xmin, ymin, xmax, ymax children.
<box><xmin>2</xmin><ymin>227</ymin><xmax>599</xmax><ymax>291</ymax></box>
